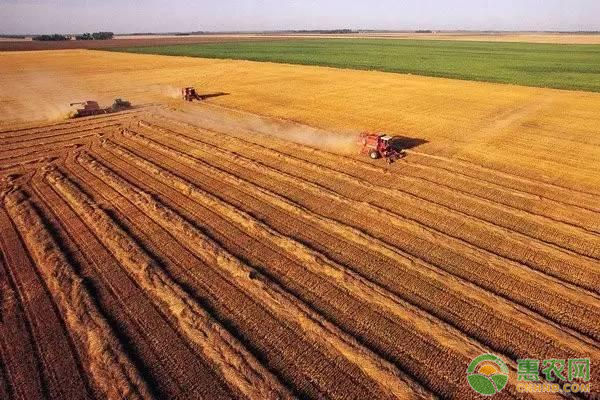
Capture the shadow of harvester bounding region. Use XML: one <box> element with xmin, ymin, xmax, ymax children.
<box><xmin>388</xmin><ymin>136</ymin><xmax>428</xmax><ymax>152</ymax></box>
<box><xmin>197</xmin><ymin>92</ymin><xmax>230</xmax><ymax>100</ymax></box>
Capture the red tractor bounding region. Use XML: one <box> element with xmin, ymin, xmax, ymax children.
<box><xmin>357</xmin><ymin>132</ymin><xmax>402</xmax><ymax>163</ymax></box>
<box><xmin>182</xmin><ymin>87</ymin><xmax>201</xmax><ymax>101</ymax></box>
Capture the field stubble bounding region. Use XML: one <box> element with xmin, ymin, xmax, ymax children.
<box><xmin>0</xmin><ymin>103</ymin><xmax>598</xmax><ymax>399</ymax></box>
<box><xmin>1</xmin><ymin>48</ymin><xmax>600</xmax><ymax>399</ymax></box>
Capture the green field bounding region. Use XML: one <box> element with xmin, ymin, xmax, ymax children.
<box><xmin>112</xmin><ymin>39</ymin><xmax>600</xmax><ymax>92</ymax></box>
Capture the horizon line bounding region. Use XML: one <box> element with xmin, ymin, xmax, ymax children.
<box><xmin>3</xmin><ymin>29</ymin><xmax>600</xmax><ymax>36</ymax></box>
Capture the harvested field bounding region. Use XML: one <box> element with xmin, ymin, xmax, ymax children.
<box><xmin>1</xmin><ymin>101</ymin><xmax>599</xmax><ymax>399</ymax></box>
<box><xmin>1</xmin><ymin>49</ymin><xmax>599</xmax><ymax>399</ymax></box>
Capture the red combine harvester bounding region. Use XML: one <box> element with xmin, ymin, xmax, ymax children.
<box><xmin>357</xmin><ymin>132</ymin><xmax>402</xmax><ymax>163</ymax></box>
<box><xmin>182</xmin><ymin>87</ymin><xmax>202</xmax><ymax>101</ymax></box>
<box><xmin>69</xmin><ymin>101</ymin><xmax>105</xmax><ymax>118</ymax></box>
<box><xmin>69</xmin><ymin>99</ymin><xmax>131</xmax><ymax>118</ymax></box>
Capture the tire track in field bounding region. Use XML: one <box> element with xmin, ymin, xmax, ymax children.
<box><xmin>0</xmin><ymin>354</ymin><xmax>12</xmax><ymax>400</ymax></box>
<box><xmin>382</xmin><ymin>157</ymin><xmax>600</xmax><ymax>234</ymax></box>
<box><xmin>0</xmin><ymin>145</ymin><xmax>72</xmax><ymax>164</ymax></box>
<box><xmin>0</xmin><ymin>194</ymin><xmax>92</xmax><ymax>400</ymax></box>
<box><xmin>492</xmin><ymin>139</ymin><xmax>600</xmax><ymax>174</ymax></box>
<box><xmin>522</xmin><ymin>123</ymin><xmax>600</xmax><ymax>148</ymax></box>
<box><xmin>152</xmin><ymin>119</ymin><xmax>599</xmax><ymax>261</ymax></box>
<box><xmin>126</xmin><ymin>126</ymin><xmax>600</xmax><ymax>340</ymax></box>
<box><xmin>103</xmin><ymin>133</ymin><xmax>600</xmax><ymax>384</ymax></box>
<box><xmin>0</xmin><ymin>110</ymin><xmax>140</xmax><ymax>138</ymax></box>
<box><xmin>2</xmin><ymin>188</ymin><xmax>153</xmax><ymax>400</ymax></box>
<box><xmin>46</xmin><ymin>169</ymin><xmax>295</xmax><ymax>400</ymax></box>
<box><xmin>453</xmin><ymin>151</ymin><xmax>600</xmax><ymax>198</ymax></box>
<box><xmin>405</xmin><ymin>151</ymin><xmax>600</xmax><ymax>212</ymax></box>
<box><xmin>0</xmin><ymin>250</ymin><xmax>47</xmax><ymax>399</ymax></box>
<box><xmin>491</xmin><ymin>133</ymin><xmax>600</xmax><ymax>168</ymax></box>
<box><xmin>516</xmin><ymin>124</ymin><xmax>600</xmax><ymax>149</ymax></box>
<box><xmin>0</xmin><ymin>154</ymin><xmax>61</xmax><ymax>176</ymax></box>
<box><xmin>72</xmin><ymin>149</ymin><xmax>434</xmax><ymax>399</ymax></box>
<box><xmin>0</xmin><ymin>123</ymin><xmax>121</xmax><ymax>147</ymax></box>
<box><xmin>1</xmin><ymin>130</ymin><xmax>107</xmax><ymax>154</ymax></box>
<box><xmin>30</xmin><ymin>171</ymin><xmax>237</xmax><ymax>400</ymax></box>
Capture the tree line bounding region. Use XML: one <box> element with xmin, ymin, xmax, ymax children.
<box><xmin>33</xmin><ymin>32</ymin><xmax>114</xmax><ymax>41</ymax></box>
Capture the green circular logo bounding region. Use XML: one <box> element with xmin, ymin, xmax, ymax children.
<box><xmin>467</xmin><ymin>354</ymin><xmax>509</xmax><ymax>396</ymax></box>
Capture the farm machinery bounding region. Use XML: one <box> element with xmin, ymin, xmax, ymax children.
<box><xmin>181</xmin><ymin>87</ymin><xmax>229</xmax><ymax>102</ymax></box>
<box><xmin>357</xmin><ymin>132</ymin><xmax>403</xmax><ymax>163</ymax></box>
<box><xmin>182</xmin><ymin>87</ymin><xmax>202</xmax><ymax>101</ymax></box>
<box><xmin>69</xmin><ymin>99</ymin><xmax>131</xmax><ymax>118</ymax></box>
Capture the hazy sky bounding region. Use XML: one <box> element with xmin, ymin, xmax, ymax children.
<box><xmin>1</xmin><ymin>0</ymin><xmax>599</xmax><ymax>34</ymax></box>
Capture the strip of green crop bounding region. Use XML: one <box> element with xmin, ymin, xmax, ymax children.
<box><xmin>109</xmin><ymin>39</ymin><xmax>600</xmax><ymax>92</ymax></box>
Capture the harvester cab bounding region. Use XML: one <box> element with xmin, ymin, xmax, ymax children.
<box><xmin>357</xmin><ymin>132</ymin><xmax>402</xmax><ymax>163</ymax></box>
<box><xmin>182</xmin><ymin>87</ymin><xmax>201</xmax><ymax>101</ymax></box>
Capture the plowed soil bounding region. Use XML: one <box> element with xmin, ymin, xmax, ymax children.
<box><xmin>1</xmin><ymin>50</ymin><xmax>599</xmax><ymax>399</ymax></box>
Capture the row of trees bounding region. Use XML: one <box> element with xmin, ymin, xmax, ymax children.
<box><xmin>33</xmin><ymin>34</ymin><xmax>71</xmax><ymax>41</ymax></box>
<box><xmin>75</xmin><ymin>32</ymin><xmax>114</xmax><ymax>40</ymax></box>
<box><xmin>33</xmin><ymin>32</ymin><xmax>114</xmax><ymax>41</ymax></box>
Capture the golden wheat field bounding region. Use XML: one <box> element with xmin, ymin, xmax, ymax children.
<box><xmin>0</xmin><ymin>50</ymin><xmax>599</xmax><ymax>399</ymax></box>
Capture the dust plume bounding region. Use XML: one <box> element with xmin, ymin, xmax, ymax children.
<box><xmin>160</xmin><ymin>104</ymin><xmax>357</xmax><ymax>154</ymax></box>
<box><xmin>0</xmin><ymin>71</ymin><xmax>103</xmax><ymax>124</ymax></box>
<box><xmin>246</xmin><ymin>119</ymin><xmax>357</xmax><ymax>154</ymax></box>
<box><xmin>154</xmin><ymin>84</ymin><xmax>181</xmax><ymax>99</ymax></box>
